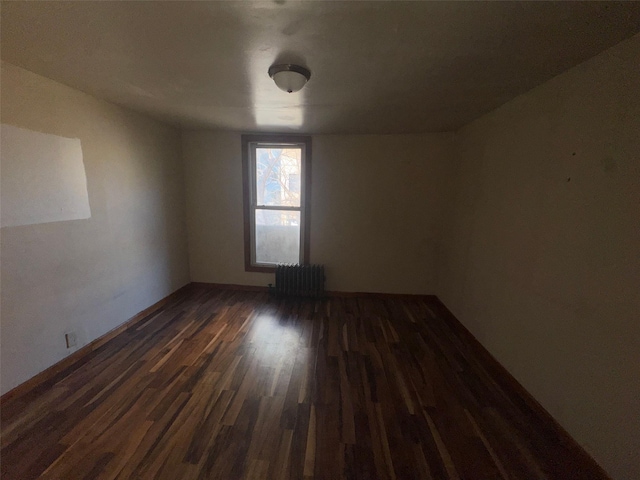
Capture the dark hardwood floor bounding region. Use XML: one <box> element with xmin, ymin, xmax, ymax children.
<box><xmin>1</xmin><ymin>285</ymin><xmax>607</xmax><ymax>479</ymax></box>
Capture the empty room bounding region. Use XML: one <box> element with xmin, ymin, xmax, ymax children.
<box><xmin>1</xmin><ymin>1</ymin><xmax>639</xmax><ymax>479</ymax></box>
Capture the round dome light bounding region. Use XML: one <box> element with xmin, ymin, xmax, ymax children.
<box><xmin>268</xmin><ymin>64</ymin><xmax>311</xmax><ymax>93</ymax></box>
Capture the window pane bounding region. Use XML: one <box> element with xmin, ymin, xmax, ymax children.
<box><xmin>255</xmin><ymin>147</ymin><xmax>301</xmax><ymax>207</ymax></box>
<box><xmin>255</xmin><ymin>209</ymin><xmax>300</xmax><ymax>264</ymax></box>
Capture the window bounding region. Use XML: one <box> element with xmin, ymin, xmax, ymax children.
<box><xmin>242</xmin><ymin>135</ymin><xmax>311</xmax><ymax>272</ymax></box>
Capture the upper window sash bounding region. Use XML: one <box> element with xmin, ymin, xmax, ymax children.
<box><xmin>250</xmin><ymin>143</ymin><xmax>305</xmax><ymax>209</ymax></box>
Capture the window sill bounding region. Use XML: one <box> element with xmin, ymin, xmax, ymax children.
<box><xmin>245</xmin><ymin>264</ymin><xmax>277</xmax><ymax>273</ymax></box>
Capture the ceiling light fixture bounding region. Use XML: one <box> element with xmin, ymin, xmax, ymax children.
<box><xmin>268</xmin><ymin>64</ymin><xmax>311</xmax><ymax>93</ymax></box>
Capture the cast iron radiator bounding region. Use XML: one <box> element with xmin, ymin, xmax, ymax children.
<box><xmin>274</xmin><ymin>264</ymin><xmax>325</xmax><ymax>298</ymax></box>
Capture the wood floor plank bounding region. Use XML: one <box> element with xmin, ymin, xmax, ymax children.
<box><xmin>0</xmin><ymin>287</ymin><xmax>610</xmax><ymax>479</ymax></box>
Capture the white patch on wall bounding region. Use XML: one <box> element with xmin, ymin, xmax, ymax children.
<box><xmin>1</xmin><ymin>124</ymin><xmax>91</xmax><ymax>227</ymax></box>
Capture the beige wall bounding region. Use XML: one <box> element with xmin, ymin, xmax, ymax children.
<box><xmin>0</xmin><ymin>63</ymin><xmax>190</xmax><ymax>394</ymax></box>
<box><xmin>437</xmin><ymin>34</ymin><xmax>640</xmax><ymax>479</ymax></box>
<box><xmin>183</xmin><ymin>132</ymin><xmax>455</xmax><ymax>294</ymax></box>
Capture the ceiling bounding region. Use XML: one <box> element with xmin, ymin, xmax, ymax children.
<box><xmin>2</xmin><ymin>1</ymin><xmax>640</xmax><ymax>134</ymax></box>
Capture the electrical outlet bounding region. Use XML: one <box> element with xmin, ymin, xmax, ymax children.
<box><xmin>65</xmin><ymin>332</ymin><xmax>77</xmax><ymax>349</ymax></box>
